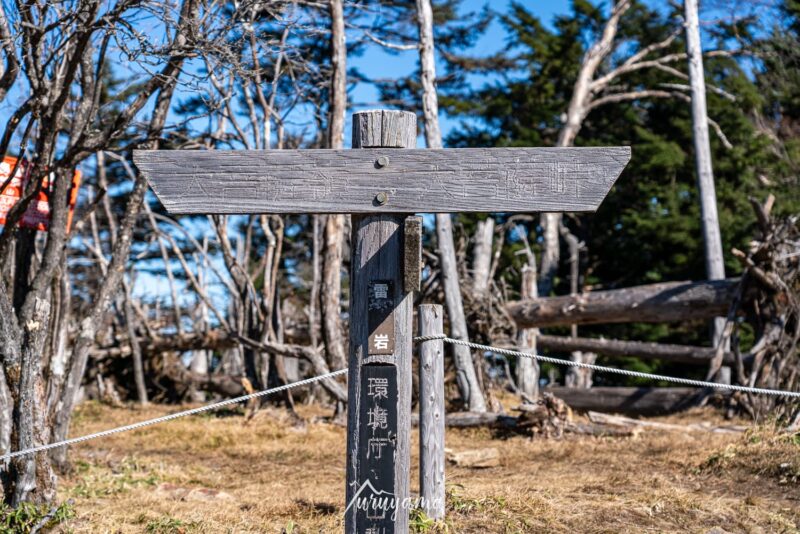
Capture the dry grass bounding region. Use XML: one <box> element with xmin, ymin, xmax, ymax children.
<box><xmin>51</xmin><ymin>401</ymin><xmax>800</xmax><ymax>533</ymax></box>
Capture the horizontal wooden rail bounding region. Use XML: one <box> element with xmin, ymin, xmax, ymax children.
<box><xmin>544</xmin><ymin>386</ymin><xmax>730</xmax><ymax>415</ymax></box>
<box><xmin>535</xmin><ymin>335</ymin><xmax>735</xmax><ymax>365</ymax></box>
<box><xmin>507</xmin><ymin>278</ymin><xmax>740</xmax><ymax>328</ymax></box>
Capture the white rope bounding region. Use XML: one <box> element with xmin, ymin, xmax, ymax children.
<box><xmin>415</xmin><ymin>335</ymin><xmax>800</xmax><ymax>399</ymax></box>
<box><xmin>5</xmin><ymin>335</ymin><xmax>796</xmax><ymax>462</ymax></box>
<box><xmin>0</xmin><ymin>368</ymin><xmax>348</xmax><ymax>462</ymax></box>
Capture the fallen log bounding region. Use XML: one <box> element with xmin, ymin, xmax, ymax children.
<box><xmin>508</xmin><ymin>278</ymin><xmax>740</xmax><ymax>328</ymax></box>
<box><xmin>536</xmin><ymin>335</ymin><xmax>736</xmax><ymax>365</ymax></box>
<box><xmin>545</xmin><ymin>386</ymin><xmax>728</xmax><ymax>415</ymax></box>
<box><xmin>91</xmin><ymin>330</ymin><xmax>238</xmax><ymax>357</ymax></box>
<box><xmin>586</xmin><ymin>411</ymin><xmax>746</xmax><ymax>434</ymax></box>
<box><xmin>92</xmin><ymin>330</ymin><xmax>348</xmax><ymax>403</ymax></box>
<box><xmin>163</xmin><ymin>358</ymin><xmax>249</xmax><ymax>398</ymax></box>
<box><xmin>567</xmin><ymin>422</ymin><xmax>640</xmax><ymax>437</ymax></box>
<box><xmin>410</xmin><ymin>408</ymin><xmax>638</xmax><ymax>437</ymax></box>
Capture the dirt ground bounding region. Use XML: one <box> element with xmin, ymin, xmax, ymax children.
<box><xmin>52</xmin><ymin>399</ymin><xmax>799</xmax><ymax>533</ymax></box>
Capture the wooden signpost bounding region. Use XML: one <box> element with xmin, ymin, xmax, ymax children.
<box><xmin>135</xmin><ymin>108</ymin><xmax>629</xmax><ymax>534</ymax></box>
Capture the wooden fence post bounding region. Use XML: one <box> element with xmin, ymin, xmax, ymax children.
<box><xmin>345</xmin><ymin>109</ymin><xmax>416</xmax><ymax>533</ymax></box>
<box><xmin>418</xmin><ymin>304</ymin><xmax>445</xmax><ymax>520</ymax></box>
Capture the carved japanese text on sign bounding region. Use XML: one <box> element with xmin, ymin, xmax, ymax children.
<box><xmin>368</xmin><ymin>280</ymin><xmax>395</xmax><ymax>356</ymax></box>
<box><xmin>134</xmin><ymin>147</ymin><xmax>631</xmax><ymax>214</ymax></box>
<box><xmin>356</xmin><ymin>365</ymin><xmax>398</xmax><ymax>532</ymax></box>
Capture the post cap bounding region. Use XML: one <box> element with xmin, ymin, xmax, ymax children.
<box><xmin>352</xmin><ymin>109</ymin><xmax>417</xmax><ymax>149</ymax></box>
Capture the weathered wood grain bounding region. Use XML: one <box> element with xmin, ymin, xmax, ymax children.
<box><xmin>545</xmin><ymin>386</ymin><xmax>723</xmax><ymax>415</ymax></box>
<box><xmin>352</xmin><ymin>109</ymin><xmax>417</xmax><ymax>148</ymax></box>
<box><xmin>404</xmin><ymin>216</ymin><xmax>422</xmax><ymax>293</ymax></box>
<box><xmin>133</xmin><ymin>146</ymin><xmax>630</xmax><ymax>214</ymax></box>
<box><xmin>508</xmin><ymin>278</ymin><xmax>740</xmax><ymax>328</ymax></box>
<box><xmin>418</xmin><ymin>305</ymin><xmax>445</xmax><ymax>520</ymax></box>
<box><xmin>345</xmin><ymin>110</ymin><xmax>415</xmax><ymax>534</ymax></box>
<box><xmin>516</xmin><ymin>264</ymin><xmax>539</xmax><ymax>398</ymax></box>
<box><xmin>536</xmin><ymin>335</ymin><xmax>736</xmax><ymax>366</ymax></box>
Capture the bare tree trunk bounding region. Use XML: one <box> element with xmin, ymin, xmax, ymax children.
<box><xmin>436</xmin><ymin>218</ymin><xmax>485</xmax><ymax>411</ymax></box>
<box><xmin>189</xmin><ymin>238</ymin><xmax>209</xmax><ymax>402</ymax></box>
<box><xmin>45</xmin><ymin>263</ymin><xmax>69</xmax><ymax>416</ymax></box>
<box><xmin>416</xmin><ymin>0</ymin><xmax>443</xmax><ymax>146</ymax></box>
<box><xmin>123</xmin><ymin>284</ymin><xmax>148</xmax><ymax>405</ymax></box>
<box><xmin>321</xmin><ymin>215</ymin><xmax>346</xmax><ymax>371</ymax></box>
<box><xmin>539</xmin><ymin>0</ymin><xmax>631</xmax><ymax>297</ymax></box>
<box><xmin>684</xmin><ymin>0</ymin><xmax>728</xmax><ymax>382</ymax></box>
<box><xmin>0</xmin><ymin>365</ymin><xmax>10</xmax><ymax>459</ymax></box>
<box><xmin>472</xmin><ymin>219</ymin><xmax>494</xmax><ymax>293</ymax></box>
<box><xmin>276</xmin><ymin>292</ymin><xmax>299</xmax><ymax>383</ymax></box>
<box><xmin>416</xmin><ymin>0</ymin><xmax>486</xmax><ymax>412</ymax></box>
<box><xmin>189</xmin><ymin>351</ymin><xmax>209</xmax><ymax>401</ymax></box>
<box><xmin>328</xmin><ymin>0</ymin><xmax>346</xmax><ymax>151</ymax></box>
<box><xmin>538</xmin><ymin>214</ymin><xmax>561</xmax><ymax>297</ymax></box>
<box><xmin>309</xmin><ymin>215</ymin><xmax>321</xmax><ymax>348</ymax></box>
<box><xmin>564</xmin><ymin>352</ymin><xmax>596</xmax><ymax>388</ymax></box>
<box><xmin>320</xmin><ymin>0</ymin><xmax>348</xmax><ymax>415</ymax></box>
<box><xmin>562</xmin><ymin>226</ymin><xmax>595</xmax><ymax>388</ymax></box>
<box><xmin>221</xmin><ymin>346</ymin><xmax>245</xmax><ymax>378</ymax></box>
<box><xmin>564</xmin><ymin>228</ymin><xmax>580</xmax><ymax>333</ymax></box>
<box><xmin>10</xmin><ymin>296</ymin><xmax>56</xmax><ymax>505</ymax></box>
<box><xmin>320</xmin><ymin>0</ymin><xmax>347</xmax><ymax>372</ymax></box>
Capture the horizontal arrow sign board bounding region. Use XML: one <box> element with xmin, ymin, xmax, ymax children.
<box><xmin>133</xmin><ymin>147</ymin><xmax>630</xmax><ymax>214</ymax></box>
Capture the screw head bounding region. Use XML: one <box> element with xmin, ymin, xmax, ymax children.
<box><xmin>375</xmin><ymin>192</ymin><xmax>389</xmax><ymax>205</ymax></box>
<box><xmin>376</xmin><ymin>155</ymin><xmax>390</xmax><ymax>168</ymax></box>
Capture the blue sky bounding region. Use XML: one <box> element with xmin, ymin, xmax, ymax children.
<box><xmin>0</xmin><ymin>1</ymin><xmax>573</xmax><ymax>157</ymax></box>
<box><xmin>345</xmin><ymin>0</ymin><xmax>572</xmax><ymax>145</ymax></box>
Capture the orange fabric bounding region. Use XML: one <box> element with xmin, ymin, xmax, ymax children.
<box><xmin>0</xmin><ymin>156</ymin><xmax>82</xmax><ymax>231</ymax></box>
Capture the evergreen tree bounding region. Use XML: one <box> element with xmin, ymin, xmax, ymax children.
<box><xmin>438</xmin><ymin>1</ymin><xmax>798</xmax><ymax>381</ymax></box>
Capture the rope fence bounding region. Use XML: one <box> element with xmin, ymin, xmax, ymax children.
<box><xmin>2</xmin><ymin>335</ymin><xmax>798</xmax><ymax>462</ymax></box>
<box><xmin>0</xmin><ymin>369</ymin><xmax>348</xmax><ymax>463</ymax></box>
<box><xmin>419</xmin><ymin>334</ymin><xmax>800</xmax><ymax>399</ymax></box>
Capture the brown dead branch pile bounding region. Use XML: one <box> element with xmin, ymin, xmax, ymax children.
<box><xmin>515</xmin><ymin>393</ymin><xmax>572</xmax><ymax>438</ymax></box>
<box><xmin>727</xmin><ymin>196</ymin><xmax>799</xmax><ymax>424</ymax></box>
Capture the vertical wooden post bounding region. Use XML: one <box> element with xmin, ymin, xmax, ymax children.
<box><xmin>345</xmin><ymin>109</ymin><xmax>416</xmax><ymax>533</ymax></box>
<box><xmin>418</xmin><ymin>304</ymin><xmax>445</xmax><ymax>520</ymax></box>
<box><xmin>516</xmin><ymin>264</ymin><xmax>539</xmax><ymax>398</ymax></box>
